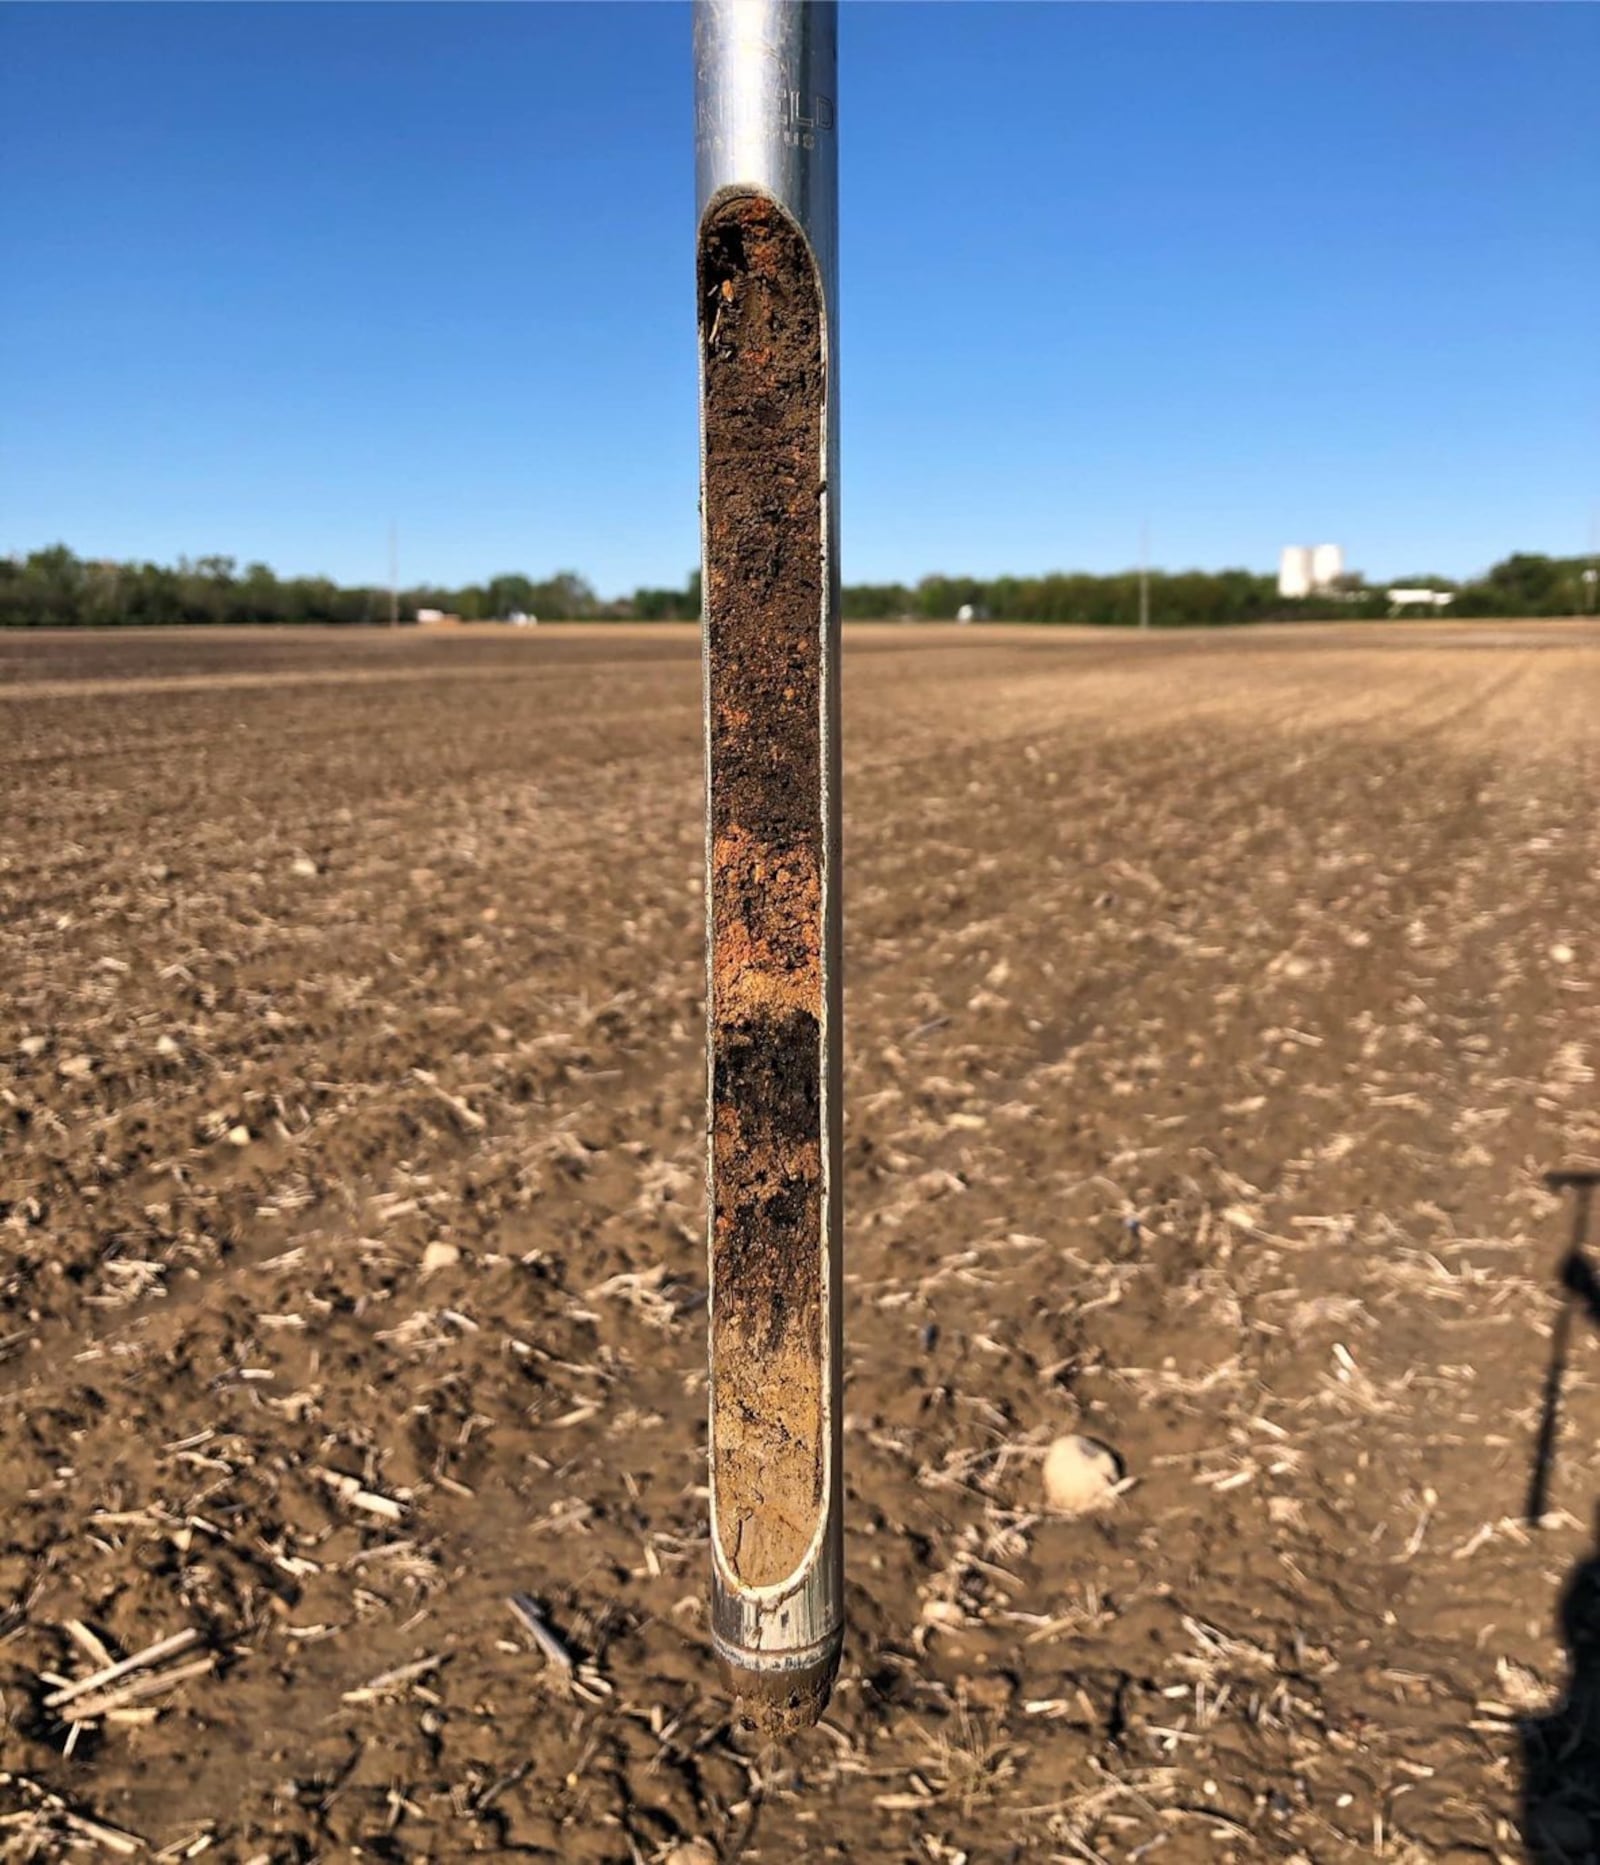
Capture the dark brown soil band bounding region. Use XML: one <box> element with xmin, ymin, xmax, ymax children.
<box><xmin>700</xmin><ymin>190</ymin><xmax>826</xmax><ymax>1590</ymax></box>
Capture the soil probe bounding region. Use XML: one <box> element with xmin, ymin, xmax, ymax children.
<box><xmin>695</xmin><ymin>0</ymin><xmax>843</xmax><ymax>1732</ymax></box>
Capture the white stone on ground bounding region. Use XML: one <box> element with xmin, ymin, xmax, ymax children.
<box><xmin>1042</xmin><ymin>1435</ymin><xmax>1122</xmax><ymax>1513</ymax></box>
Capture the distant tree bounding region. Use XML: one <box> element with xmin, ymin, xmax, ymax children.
<box><xmin>841</xmin><ymin>581</ymin><xmax>913</xmax><ymax>619</ymax></box>
<box><xmin>633</xmin><ymin>585</ymin><xmax>689</xmax><ymax>620</ymax></box>
<box><xmin>630</xmin><ymin>570</ymin><xmax>703</xmax><ymax>621</ymax></box>
<box><xmin>240</xmin><ymin>561</ymin><xmax>286</xmax><ymax>623</ymax></box>
<box><xmin>485</xmin><ymin>573</ymin><xmax>539</xmax><ymax>617</ymax></box>
<box><xmin>534</xmin><ymin>571</ymin><xmax>598</xmax><ymax>619</ymax></box>
<box><xmin>1450</xmin><ymin>553</ymin><xmax>1589</xmax><ymax>618</ymax></box>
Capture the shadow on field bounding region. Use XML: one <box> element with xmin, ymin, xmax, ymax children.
<box><xmin>1520</xmin><ymin>1171</ymin><xmax>1600</xmax><ymax>1862</ymax></box>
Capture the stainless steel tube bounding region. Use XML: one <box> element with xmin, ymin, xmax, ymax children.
<box><xmin>695</xmin><ymin>0</ymin><xmax>843</xmax><ymax>1733</ymax></box>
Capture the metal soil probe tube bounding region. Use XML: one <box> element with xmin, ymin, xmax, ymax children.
<box><xmin>695</xmin><ymin>0</ymin><xmax>842</xmax><ymax>1731</ymax></box>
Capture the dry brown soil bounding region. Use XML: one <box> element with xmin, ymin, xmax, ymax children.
<box><xmin>2</xmin><ymin>620</ymin><xmax>1598</xmax><ymax>1863</ymax></box>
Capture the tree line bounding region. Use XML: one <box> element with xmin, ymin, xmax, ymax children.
<box><xmin>841</xmin><ymin>553</ymin><xmax>1595</xmax><ymax>624</ymax></box>
<box><xmin>1</xmin><ymin>543</ymin><xmax>1592</xmax><ymax>628</ymax></box>
<box><xmin>0</xmin><ymin>548</ymin><xmax>627</xmax><ymax>629</ymax></box>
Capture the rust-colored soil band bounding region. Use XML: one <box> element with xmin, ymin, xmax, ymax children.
<box><xmin>700</xmin><ymin>191</ymin><xmax>826</xmax><ymax>1591</ymax></box>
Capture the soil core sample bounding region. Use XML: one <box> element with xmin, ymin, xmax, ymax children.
<box><xmin>700</xmin><ymin>189</ymin><xmax>827</xmax><ymax>1594</ymax></box>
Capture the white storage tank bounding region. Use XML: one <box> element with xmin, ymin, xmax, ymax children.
<box><xmin>1278</xmin><ymin>546</ymin><xmax>1314</xmax><ymax>599</ymax></box>
<box><xmin>1311</xmin><ymin>543</ymin><xmax>1345</xmax><ymax>591</ymax></box>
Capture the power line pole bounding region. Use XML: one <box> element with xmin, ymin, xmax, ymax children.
<box><xmin>1139</xmin><ymin>519</ymin><xmax>1150</xmax><ymax>631</ymax></box>
<box><xmin>1573</xmin><ymin>507</ymin><xmax>1588</xmax><ymax>615</ymax></box>
<box><xmin>388</xmin><ymin>522</ymin><xmax>399</xmax><ymax>628</ymax></box>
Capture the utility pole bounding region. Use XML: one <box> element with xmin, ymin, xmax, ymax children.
<box><xmin>1139</xmin><ymin>519</ymin><xmax>1150</xmax><ymax>631</ymax></box>
<box><xmin>695</xmin><ymin>0</ymin><xmax>843</xmax><ymax>1735</ymax></box>
<box><xmin>388</xmin><ymin>522</ymin><xmax>399</xmax><ymax>628</ymax></box>
<box><xmin>1573</xmin><ymin>507</ymin><xmax>1588</xmax><ymax>615</ymax></box>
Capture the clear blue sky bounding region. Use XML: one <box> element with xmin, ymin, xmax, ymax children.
<box><xmin>2</xmin><ymin>2</ymin><xmax>1595</xmax><ymax>593</ymax></box>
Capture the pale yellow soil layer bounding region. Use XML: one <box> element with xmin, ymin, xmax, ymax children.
<box><xmin>0</xmin><ymin>620</ymin><xmax>1597</xmax><ymax>1860</ymax></box>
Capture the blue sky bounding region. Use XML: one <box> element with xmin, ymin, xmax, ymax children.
<box><xmin>2</xmin><ymin>2</ymin><xmax>1595</xmax><ymax>593</ymax></box>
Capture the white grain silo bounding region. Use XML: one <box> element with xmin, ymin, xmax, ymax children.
<box><xmin>1278</xmin><ymin>546</ymin><xmax>1314</xmax><ymax>599</ymax></box>
<box><xmin>1310</xmin><ymin>543</ymin><xmax>1344</xmax><ymax>591</ymax></box>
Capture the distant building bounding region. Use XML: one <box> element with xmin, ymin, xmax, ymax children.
<box><xmin>416</xmin><ymin>608</ymin><xmax>463</xmax><ymax>627</ymax></box>
<box><xmin>1386</xmin><ymin>588</ymin><xmax>1454</xmax><ymax>614</ymax></box>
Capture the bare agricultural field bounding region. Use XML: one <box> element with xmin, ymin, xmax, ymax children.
<box><xmin>1</xmin><ymin>620</ymin><xmax>1598</xmax><ymax>1862</ymax></box>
